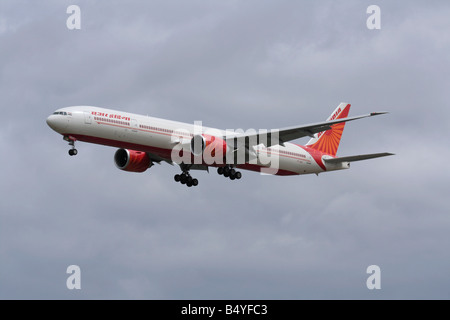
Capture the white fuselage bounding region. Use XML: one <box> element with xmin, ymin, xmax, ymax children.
<box><xmin>46</xmin><ymin>106</ymin><xmax>349</xmax><ymax>175</ymax></box>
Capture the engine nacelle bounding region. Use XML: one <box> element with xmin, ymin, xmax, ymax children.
<box><xmin>190</xmin><ymin>134</ymin><xmax>228</xmax><ymax>162</ymax></box>
<box><xmin>114</xmin><ymin>149</ymin><xmax>152</xmax><ymax>172</ymax></box>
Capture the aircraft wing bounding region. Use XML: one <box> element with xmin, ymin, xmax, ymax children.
<box><xmin>146</xmin><ymin>151</ymin><xmax>173</xmax><ymax>165</ymax></box>
<box><xmin>225</xmin><ymin>112</ymin><xmax>388</xmax><ymax>148</ymax></box>
<box><xmin>323</xmin><ymin>152</ymin><xmax>394</xmax><ymax>164</ymax></box>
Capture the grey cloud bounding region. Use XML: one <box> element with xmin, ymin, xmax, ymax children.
<box><xmin>1</xmin><ymin>0</ymin><xmax>449</xmax><ymax>299</ymax></box>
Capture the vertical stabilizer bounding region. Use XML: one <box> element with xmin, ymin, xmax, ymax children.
<box><xmin>305</xmin><ymin>103</ymin><xmax>350</xmax><ymax>157</ymax></box>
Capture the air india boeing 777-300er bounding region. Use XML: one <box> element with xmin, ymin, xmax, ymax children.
<box><xmin>46</xmin><ymin>102</ymin><xmax>393</xmax><ymax>187</ymax></box>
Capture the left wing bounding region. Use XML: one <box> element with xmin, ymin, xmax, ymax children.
<box><xmin>225</xmin><ymin>112</ymin><xmax>388</xmax><ymax>148</ymax></box>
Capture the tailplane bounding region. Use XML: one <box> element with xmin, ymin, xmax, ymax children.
<box><xmin>306</xmin><ymin>102</ymin><xmax>350</xmax><ymax>157</ymax></box>
<box><xmin>323</xmin><ymin>152</ymin><xmax>394</xmax><ymax>164</ymax></box>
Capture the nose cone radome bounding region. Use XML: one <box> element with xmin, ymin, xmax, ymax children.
<box><xmin>46</xmin><ymin>114</ymin><xmax>67</xmax><ymax>133</ymax></box>
<box><xmin>46</xmin><ymin>115</ymin><xmax>57</xmax><ymax>130</ymax></box>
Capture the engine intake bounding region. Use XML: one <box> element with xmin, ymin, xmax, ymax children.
<box><xmin>190</xmin><ymin>134</ymin><xmax>228</xmax><ymax>164</ymax></box>
<box><xmin>114</xmin><ymin>149</ymin><xmax>152</xmax><ymax>172</ymax></box>
<box><xmin>190</xmin><ymin>134</ymin><xmax>206</xmax><ymax>156</ymax></box>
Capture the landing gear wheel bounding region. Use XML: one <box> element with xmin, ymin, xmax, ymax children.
<box><xmin>175</xmin><ymin>170</ymin><xmax>199</xmax><ymax>187</ymax></box>
<box><xmin>65</xmin><ymin>136</ymin><xmax>78</xmax><ymax>156</ymax></box>
<box><xmin>217</xmin><ymin>165</ymin><xmax>242</xmax><ymax>181</ymax></box>
<box><xmin>218</xmin><ymin>165</ymin><xmax>242</xmax><ymax>181</ymax></box>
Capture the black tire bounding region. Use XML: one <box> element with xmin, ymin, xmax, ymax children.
<box><xmin>180</xmin><ymin>176</ymin><xmax>187</xmax><ymax>184</ymax></box>
<box><xmin>230</xmin><ymin>174</ymin><xmax>236</xmax><ymax>180</ymax></box>
<box><xmin>187</xmin><ymin>181</ymin><xmax>193</xmax><ymax>187</ymax></box>
<box><xmin>187</xmin><ymin>176</ymin><xmax>193</xmax><ymax>184</ymax></box>
<box><xmin>223</xmin><ymin>171</ymin><xmax>229</xmax><ymax>177</ymax></box>
<box><xmin>235</xmin><ymin>172</ymin><xmax>242</xmax><ymax>179</ymax></box>
<box><xmin>174</xmin><ymin>174</ymin><xmax>181</xmax><ymax>182</ymax></box>
<box><xmin>217</xmin><ymin>167</ymin><xmax>224</xmax><ymax>175</ymax></box>
<box><xmin>230</xmin><ymin>169</ymin><xmax>236</xmax><ymax>175</ymax></box>
<box><xmin>68</xmin><ymin>149</ymin><xmax>74</xmax><ymax>156</ymax></box>
<box><xmin>192</xmin><ymin>179</ymin><xmax>198</xmax><ymax>186</ymax></box>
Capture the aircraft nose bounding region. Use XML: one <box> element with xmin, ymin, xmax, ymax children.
<box><xmin>46</xmin><ymin>114</ymin><xmax>68</xmax><ymax>132</ymax></box>
<box><xmin>46</xmin><ymin>115</ymin><xmax>57</xmax><ymax>130</ymax></box>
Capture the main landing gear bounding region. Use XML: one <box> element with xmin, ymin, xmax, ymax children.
<box><xmin>174</xmin><ymin>171</ymin><xmax>199</xmax><ymax>187</ymax></box>
<box><xmin>64</xmin><ymin>136</ymin><xmax>78</xmax><ymax>156</ymax></box>
<box><xmin>217</xmin><ymin>165</ymin><xmax>242</xmax><ymax>180</ymax></box>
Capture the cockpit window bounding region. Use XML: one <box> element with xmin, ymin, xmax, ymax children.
<box><xmin>53</xmin><ymin>111</ymin><xmax>68</xmax><ymax>115</ymax></box>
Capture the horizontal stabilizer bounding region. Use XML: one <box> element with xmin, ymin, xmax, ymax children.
<box><xmin>324</xmin><ymin>152</ymin><xmax>394</xmax><ymax>164</ymax></box>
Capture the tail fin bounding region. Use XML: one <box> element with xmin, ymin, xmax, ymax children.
<box><xmin>306</xmin><ymin>102</ymin><xmax>350</xmax><ymax>157</ymax></box>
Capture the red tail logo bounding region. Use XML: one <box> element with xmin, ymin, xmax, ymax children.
<box><xmin>306</xmin><ymin>104</ymin><xmax>350</xmax><ymax>157</ymax></box>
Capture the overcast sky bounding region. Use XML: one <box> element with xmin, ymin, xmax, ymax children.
<box><xmin>1</xmin><ymin>0</ymin><xmax>450</xmax><ymax>299</ymax></box>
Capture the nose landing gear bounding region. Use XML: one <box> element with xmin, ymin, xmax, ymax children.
<box><xmin>64</xmin><ymin>136</ymin><xmax>78</xmax><ymax>156</ymax></box>
<box><xmin>68</xmin><ymin>148</ymin><xmax>78</xmax><ymax>156</ymax></box>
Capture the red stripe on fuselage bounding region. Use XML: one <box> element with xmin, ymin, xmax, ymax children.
<box><xmin>236</xmin><ymin>163</ymin><xmax>298</xmax><ymax>176</ymax></box>
<box><xmin>62</xmin><ymin>133</ymin><xmax>299</xmax><ymax>176</ymax></box>
<box><xmin>297</xmin><ymin>145</ymin><xmax>327</xmax><ymax>171</ymax></box>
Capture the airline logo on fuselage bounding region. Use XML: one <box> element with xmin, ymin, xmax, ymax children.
<box><xmin>91</xmin><ymin>111</ymin><xmax>131</xmax><ymax>121</ymax></box>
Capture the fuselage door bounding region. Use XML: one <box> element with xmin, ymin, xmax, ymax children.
<box><xmin>131</xmin><ymin>119</ymin><xmax>138</xmax><ymax>132</ymax></box>
<box><xmin>84</xmin><ymin>112</ymin><xmax>92</xmax><ymax>124</ymax></box>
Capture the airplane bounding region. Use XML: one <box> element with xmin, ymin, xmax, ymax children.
<box><xmin>46</xmin><ymin>102</ymin><xmax>393</xmax><ymax>187</ymax></box>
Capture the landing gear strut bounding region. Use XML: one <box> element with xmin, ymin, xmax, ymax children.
<box><xmin>64</xmin><ymin>136</ymin><xmax>78</xmax><ymax>156</ymax></box>
<box><xmin>217</xmin><ymin>165</ymin><xmax>242</xmax><ymax>180</ymax></box>
<box><xmin>174</xmin><ymin>171</ymin><xmax>199</xmax><ymax>187</ymax></box>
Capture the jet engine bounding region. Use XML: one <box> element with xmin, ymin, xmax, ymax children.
<box><xmin>114</xmin><ymin>149</ymin><xmax>152</xmax><ymax>172</ymax></box>
<box><xmin>190</xmin><ymin>134</ymin><xmax>228</xmax><ymax>162</ymax></box>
